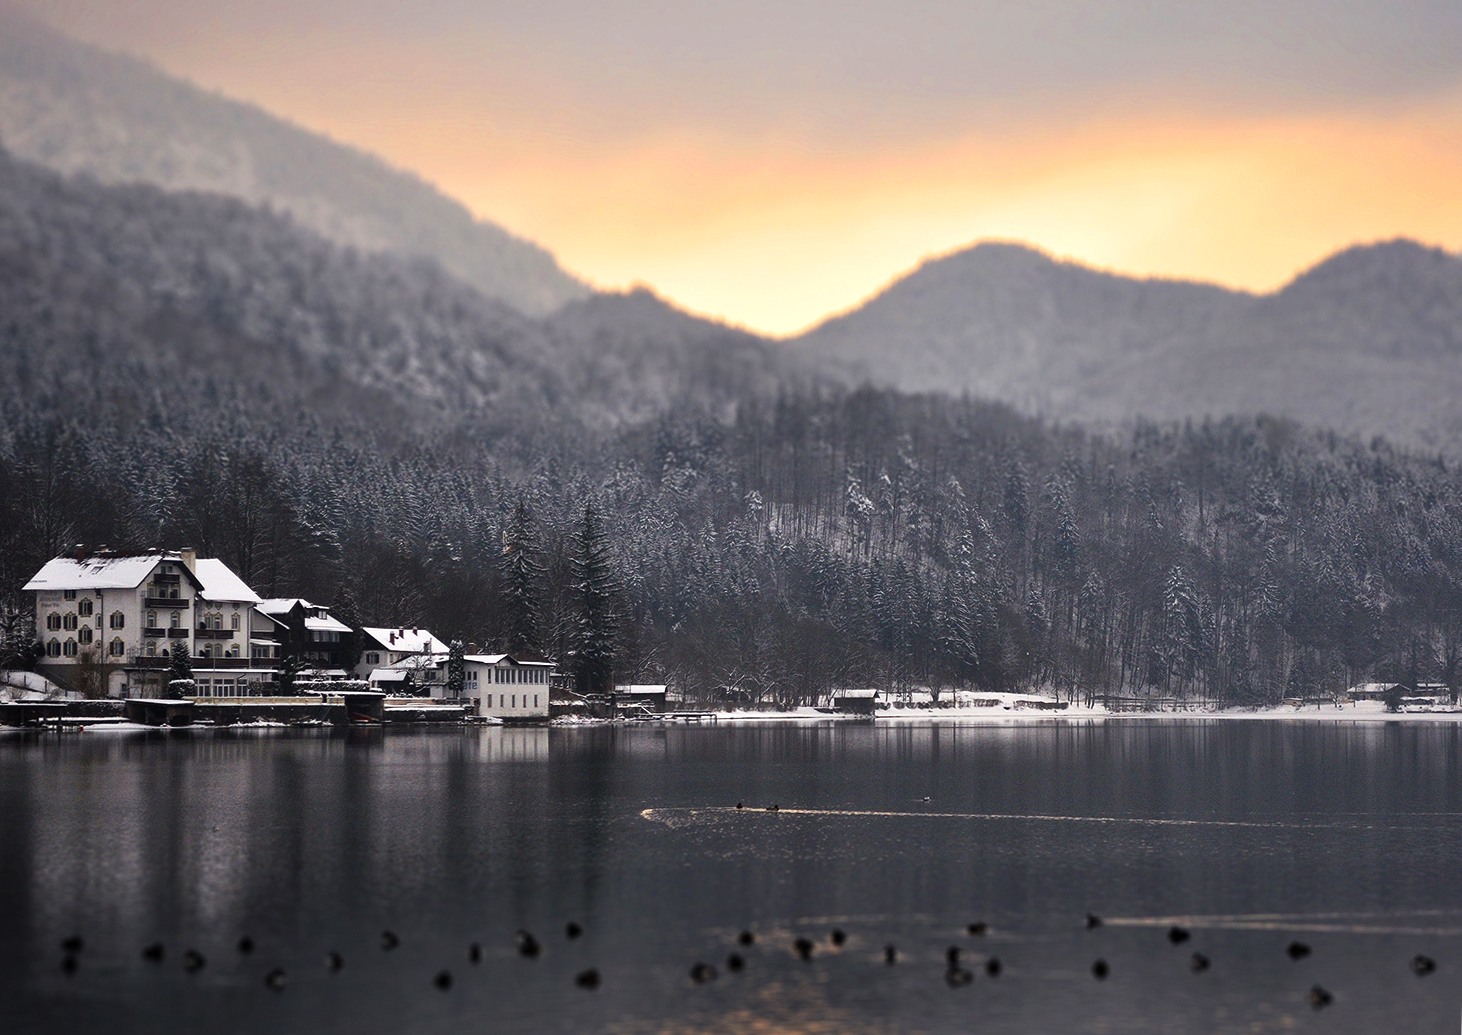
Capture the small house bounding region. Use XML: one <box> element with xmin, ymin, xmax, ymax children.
<box><xmin>831</xmin><ymin>689</ymin><xmax>879</xmax><ymax>714</ymax></box>
<box><xmin>613</xmin><ymin>684</ymin><xmax>668</xmax><ymax>714</ymax></box>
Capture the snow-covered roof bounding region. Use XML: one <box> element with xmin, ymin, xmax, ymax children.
<box><xmin>615</xmin><ymin>684</ymin><xmax>668</xmax><ymax>695</ymax></box>
<box><xmin>257</xmin><ymin>598</ymin><xmax>315</xmax><ymax>615</ymax></box>
<box><xmin>833</xmin><ymin>689</ymin><xmax>879</xmax><ymax>699</ymax></box>
<box><xmin>194</xmin><ymin>559</ymin><xmax>262</xmax><ymax>604</ymax></box>
<box><xmin>305</xmin><ymin>615</ymin><xmax>353</xmax><ymax>634</ymax></box>
<box><xmin>361</xmin><ymin>627</ymin><xmax>448</xmax><ymax>654</ymax></box>
<box><xmin>368</xmin><ymin>668</ymin><xmax>410</xmax><ymax>682</ymax></box>
<box><xmin>465</xmin><ymin>653</ymin><xmax>555</xmax><ymax>667</ymax></box>
<box><xmin>25</xmin><ymin>554</ymin><xmax>168</xmax><ymax>591</ymax></box>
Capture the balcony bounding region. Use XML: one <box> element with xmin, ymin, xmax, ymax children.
<box><xmin>151</xmin><ymin>573</ymin><xmax>181</xmax><ymax>584</ymax></box>
<box><xmin>195</xmin><ymin>629</ymin><xmax>235</xmax><ymax>640</ymax></box>
<box><xmin>142</xmin><ymin>627</ymin><xmax>166</xmax><ymax>638</ymax></box>
<box><xmin>144</xmin><ymin>596</ymin><xmax>190</xmax><ymax>610</ymax></box>
<box><xmin>166</xmin><ymin>628</ymin><xmax>189</xmax><ymax>638</ymax></box>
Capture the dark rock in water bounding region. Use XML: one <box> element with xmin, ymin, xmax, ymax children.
<box><xmin>945</xmin><ymin>966</ymin><xmax>973</xmax><ymax>987</ymax></box>
<box><xmin>1410</xmin><ymin>953</ymin><xmax>1436</xmax><ymax>976</ymax></box>
<box><xmin>565</xmin><ymin>921</ymin><xmax>583</xmax><ymax>940</ymax></box>
<box><xmin>690</xmin><ymin>962</ymin><xmax>718</xmax><ymax>983</ymax></box>
<box><xmin>1092</xmin><ymin>958</ymin><xmax>1110</xmax><ymax>980</ymax></box>
<box><xmin>142</xmin><ymin>943</ymin><xmax>165</xmax><ymax>964</ymax></box>
<box><xmin>883</xmin><ymin>944</ymin><xmax>897</xmax><ymax>965</ymax></box>
<box><xmin>264</xmin><ymin>968</ymin><xmax>288</xmax><ymax>991</ymax></box>
<box><xmin>829</xmin><ymin>929</ymin><xmax>846</xmax><ymax>946</ymax></box>
<box><xmin>1287</xmin><ymin>941</ymin><xmax>1312</xmax><ymax>960</ymax></box>
<box><xmin>182</xmin><ymin>949</ymin><xmax>206</xmax><ymax>973</ymax></box>
<box><xmin>1085</xmin><ymin>913</ymin><xmax>1103</xmax><ymax>930</ymax></box>
<box><xmin>945</xmin><ymin>946</ymin><xmax>962</xmax><ymax>965</ymax></box>
<box><xmin>966</xmin><ymin>921</ymin><xmax>988</xmax><ymax>936</ymax></box>
<box><xmin>726</xmin><ymin>952</ymin><xmax>745</xmax><ymax>972</ymax></box>
<box><xmin>324</xmin><ymin>951</ymin><xmax>344</xmax><ymax>972</ymax></box>
<box><xmin>61</xmin><ymin>935</ymin><xmax>84</xmax><ymax>955</ymax></box>
<box><xmin>381</xmin><ymin>930</ymin><xmax>400</xmax><ymax>951</ymax></box>
<box><xmin>1167</xmin><ymin>926</ymin><xmax>1190</xmax><ymax>945</ymax></box>
<box><xmin>515</xmin><ymin>930</ymin><xmax>542</xmax><ymax>958</ymax></box>
<box><xmin>984</xmin><ymin>956</ymin><xmax>1002</xmax><ymax>978</ymax></box>
<box><xmin>576</xmin><ymin>968</ymin><xmax>601</xmax><ymax>989</ymax></box>
<box><xmin>468</xmin><ymin>942</ymin><xmax>482</xmax><ymax>964</ymax></box>
<box><xmin>61</xmin><ymin>955</ymin><xmax>78</xmax><ymax>975</ymax></box>
<box><xmin>237</xmin><ymin>935</ymin><xmax>255</xmax><ymax>955</ymax></box>
<box><xmin>434</xmin><ymin>970</ymin><xmax>453</xmax><ymax>991</ymax></box>
<box><xmin>737</xmin><ymin>930</ymin><xmax>755</xmax><ymax>947</ymax></box>
<box><xmin>1189</xmin><ymin>952</ymin><xmax>1210</xmax><ymax>973</ymax></box>
<box><xmin>1307</xmin><ymin>985</ymin><xmax>1333</xmax><ymax>1009</ymax></box>
<box><xmin>793</xmin><ymin>937</ymin><xmax>814</xmax><ymax>961</ymax></box>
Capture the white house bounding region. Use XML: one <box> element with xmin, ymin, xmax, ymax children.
<box><xmin>375</xmin><ymin>650</ymin><xmax>555</xmax><ymax>719</ymax></box>
<box><xmin>24</xmin><ymin>549</ymin><xmax>280</xmax><ymax>697</ymax></box>
<box><xmin>355</xmin><ymin>627</ymin><xmax>448</xmax><ymax>679</ymax></box>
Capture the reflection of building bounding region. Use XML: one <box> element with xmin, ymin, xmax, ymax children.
<box><xmin>25</xmin><ymin>549</ymin><xmax>279</xmax><ymax>697</ymax></box>
<box><xmin>356</xmin><ymin>627</ymin><xmax>448</xmax><ymax>679</ymax></box>
<box><xmin>256</xmin><ymin>599</ymin><xmax>354</xmax><ymax>676</ymax></box>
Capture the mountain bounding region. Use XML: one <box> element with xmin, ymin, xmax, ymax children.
<box><xmin>0</xmin><ymin>146</ymin><xmax>792</xmax><ymax>447</ymax></box>
<box><xmin>0</xmin><ymin>7</ymin><xmax>590</xmax><ymax>317</ymax></box>
<box><xmin>795</xmin><ymin>239</ymin><xmax>1462</xmax><ymax>450</ymax></box>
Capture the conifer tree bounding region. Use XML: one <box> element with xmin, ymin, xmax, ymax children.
<box><xmin>167</xmin><ymin>640</ymin><xmax>193</xmax><ymax>698</ymax></box>
<box><xmin>571</xmin><ymin>502</ymin><xmax>620</xmax><ymax>696</ymax></box>
<box><xmin>447</xmin><ymin>639</ymin><xmax>465</xmax><ymax>698</ymax></box>
<box><xmin>501</xmin><ymin>498</ymin><xmax>544</xmax><ymax>655</ymax></box>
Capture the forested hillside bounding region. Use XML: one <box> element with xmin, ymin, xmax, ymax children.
<box><xmin>0</xmin><ymin>6</ymin><xmax>589</xmax><ymax>315</ymax></box>
<box><xmin>3</xmin><ymin>148</ymin><xmax>1461</xmax><ymax>706</ymax></box>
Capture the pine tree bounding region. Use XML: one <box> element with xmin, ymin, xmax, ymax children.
<box><xmin>167</xmin><ymin>640</ymin><xmax>193</xmax><ymax>698</ymax></box>
<box><xmin>446</xmin><ymin>639</ymin><xmax>465</xmax><ymax>698</ymax></box>
<box><xmin>571</xmin><ymin>502</ymin><xmax>621</xmax><ymax>696</ymax></box>
<box><xmin>500</xmin><ymin>498</ymin><xmax>544</xmax><ymax>654</ymax></box>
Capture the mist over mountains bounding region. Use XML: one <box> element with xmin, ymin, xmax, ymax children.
<box><xmin>796</xmin><ymin>239</ymin><xmax>1462</xmax><ymax>451</ymax></box>
<box><xmin>0</xmin><ymin>6</ymin><xmax>589</xmax><ymax>317</ymax></box>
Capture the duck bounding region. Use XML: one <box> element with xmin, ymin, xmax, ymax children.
<box><xmin>1286</xmin><ymin>941</ymin><xmax>1311</xmax><ymax>960</ymax></box>
<box><xmin>1092</xmin><ymin>958</ymin><xmax>1110</xmax><ymax>980</ymax></box>
<box><xmin>324</xmin><ymin>951</ymin><xmax>344</xmax><ymax>972</ymax></box>
<box><xmin>565</xmin><ymin>921</ymin><xmax>583</xmax><ymax>940</ymax></box>
<box><xmin>1085</xmin><ymin>913</ymin><xmax>1103</xmax><ymax>930</ymax></box>
<box><xmin>793</xmin><ymin>937</ymin><xmax>814</xmax><ymax>961</ymax></box>
<box><xmin>726</xmin><ymin>952</ymin><xmax>745</xmax><ymax>972</ymax></box>
<box><xmin>966</xmin><ymin>921</ymin><xmax>988</xmax><ymax>936</ymax></box>
<box><xmin>468</xmin><ymin>943</ymin><xmax>482</xmax><ymax>963</ymax></box>
<box><xmin>264</xmin><ymin>968</ymin><xmax>288</xmax><ymax>991</ymax></box>
<box><xmin>576</xmin><ymin>968</ymin><xmax>601</xmax><ymax>989</ymax></box>
<box><xmin>516</xmin><ymin>930</ymin><xmax>542</xmax><ymax>958</ymax></box>
<box><xmin>381</xmin><ymin>930</ymin><xmax>400</xmax><ymax>951</ymax></box>
<box><xmin>945</xmin><ymin>966</ymin><xmax>973</xmax><ymax>987</ymax></box>
<box><xmin>434</xmin><ymin>970</ymin><xmax>453</xmax><ymax>990</ymax></box>
<box><xmin>738</xmin><ymin>930</ymin><xmax>755</xmax><ymax>946</ymax></box>
<box><xmin>984</xmin><ymin>956</ymin><xmax>1002</xmax><ymax>978</ymax></box>
<box><xmin>61</xmin><ymin>955</ymin><xmax>78</xmax><ymax>975</ymax></box>
<box><xmin>829</xmin><ymin>929</ymin><xmax>846</xmax><ymax>947</ymax></box>
<box><xmin>1167</xmin><ymin>926</ymin><xmax>1190</xmax><ymax>945</ymax></box>
<box><xmin>1307</xmin><ymin>985</ymin><xmax>1332</xmax><ymax>1009</ymax></box>
<box><xmin>61</xmin><ymin>935</ymin><xmax>84</xmax><ymax>955</ymax></box>
<box><xmin>883</xmin><ymin>944</ymin><xmax>897</xmax><ymax>965</ymax></box>
<box><xmin>1410</xmin><ymin>953</ymin><xmax>1436</xmax><ymax>976</ymax></box>
<box><xmin>1190</xmin><ymin>952</ymin><xmax>1210</xmax><ymax>973</ymax></box>
<box><xmin>690</xmin><ymin>962</ymin><xmax>718</xmax><ymax>983</ymax></box>
<box><xmin>182</xmin><ymin>949</ymin><xmax>206</xmax><ymax>973</ymax></box>
<box><xmin>945</xmin><ymin>946</ymin><xmax>962</xmax><ymax>965</ymax></box>
<box><xmin>237</xmin><ymin>935</ymin><xmax>255</xmax><ymax>955</ymax></box>
<box><xmin>142</xmin><ymin>942</ymin><xmax>165</xmax><ymax>964</ymax></box>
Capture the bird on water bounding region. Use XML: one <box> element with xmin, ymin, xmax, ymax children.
<box><xmin>1286</xmin><ymin>941</ymin><xmax>1311</xmax><ymax>960</ymax></box>
<box><xmin>381</xmin><ymin>930</ymin><xmax>400</xmax><ymax>951</ymax></box>
<box><xmin>738</xmin><ymin>930</ymin><xmax>755</xmax><ymax>947</ymax></box>
<box><xmin>516</xmin><ymin>930</ymin><xmax>542</xmax><ymax>958</ymax></box>
<box><xmin>576</xmin><ymin>968</ymin><xmax>601</xmax><ymax>989</ymax></box>
<box><xmin>793</xmin><ymin>937</ymin><xmax>815</xmax><ymax>960</ymax></box>
<box><xmin>565</xmin><ymin>921</ymin><xmax>583</xmax><ymax>940</ymax></box>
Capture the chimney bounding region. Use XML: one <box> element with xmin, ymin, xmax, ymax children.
<box><xmin>179</xmin><ymin>548</ymin><xmax>196</xmax><ymax>573</ymax></box>
<box><xmin>467</xmin><ymin>643</ymin><xmax>478</xmax><ymax>655</ymax></box>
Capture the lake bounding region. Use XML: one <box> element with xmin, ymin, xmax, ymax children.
<box><xmin>1</xmin><ymin>719</ymin><xmax>1459</xmax><ymax>1033</ymax></box>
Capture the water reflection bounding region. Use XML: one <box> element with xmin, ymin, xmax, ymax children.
<box><xmin>1</xmin><ymin>721</ymin><xmax>1459</xmax><ymax>1034</ymax></box>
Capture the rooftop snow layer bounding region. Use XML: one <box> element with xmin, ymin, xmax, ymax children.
<box><xmin>194</xmin><ymin>558</ymin><xmax>262</xmax><ymax>603</ymax></box>
<box><xmin>25</xmin><ymin>554</ymin><xmax>167</xmax><ymax>590</ymax></box>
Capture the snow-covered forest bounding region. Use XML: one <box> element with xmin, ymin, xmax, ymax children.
<box><xmin>3</xmin><ymin>144</ymin><xmax>1462</xmax><ymax>706</ymax></box>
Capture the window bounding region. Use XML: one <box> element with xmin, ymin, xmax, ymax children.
<box><xmin>110</xmin><ymin>611</ymin><xmax>125</xmax><ymax>629</ymax></box>
<box><xmin>146</xmin><ymin>611</ymin><xmax>157</xmax><ymax>628</ymax></box>
<box><xmin>78</xmin><ymin>599</ymin><xmax>94</xmax><ymax>617</ymax></box>
<box><xmin>109</xmin><ymin>638</ymin><xmax>125</xmax><ymax>657</ymax></box>
<box><xmin>534</xmin><ymin>695</ymin><xmax>539</xmax><ymax>708</ymax></box>
<box><xmin>46</xmin><ymin>613</ymin><xmax>61</xmax><ymax>631</ymax></box>
<box><xmin>47</xmin><ymin>639</ymin><xmax>60</xmax><ymax>657</ymax></box>
<box><xmin>63</xmin><ymin>590</ymin><xmax>76</xmax><ymax>600</ymax></box>
<box><xmin>231</xmin><ymin>613</ymin><xmax>240</xmax><ymax>631</ymax></box>
<box><xmin>145</xmin><ymin>641</ymin><xmax>157</xmax><ymax>657</ymax></box>
<box><xmin>170</xmin><ymin>612</ymin><xmax>181</xmax><ymax>629</ymax></box>
<box><xmin>63</xmin><ymin>613</ymin><xmax>78</xmax><ymax>630</ymax></box>
<box><xmin>511</xmin><ymin>694</ymin><xmax>516</xmax><ymax>708</ymax></box>
<box><xmin>63</xmin><ymin>638</ymin><xmax>78</xmax><ymax>657</ymax></box>
<box><xmin>78</xmin><ymin>627</ymin><xmax>93</xmax><ymax>645</ymax></box>
<box><xmin>499</xmin><ymin>695</ymin><xmax>504</xmax><ymax>708</ymax></box>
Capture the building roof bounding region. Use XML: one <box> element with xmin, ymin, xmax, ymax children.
<box><xmin>465</xmin><ymin>653</ymin><xmax>555</xmax><ymax>667</ymax></box>
<box><xmin>833</xmin><ymin>689</ymin><xmax>879</xmax><ymax>699</ymax></box>
<box><xmin>614</xmin><ymin>684</ymin><xmax>668</xmax><ymax>695</ymax></box>
<box><xmin>193</xmin><ymin>558</ymin><xmax>262</xmax><ymax>604</ymax></box>
<box><xmin>257</xmin><ymin>598</ymin><xmax>317</xmax><ymax>615</ymax></box>
<box><xmin>361</xmin><ymin>627</ymin><xmax>448</xmax><ymax>654</ymax></box>
<box><xmin>25</xmin><ymin>553</ymin><xmax>174</xmax><ymax>591</ymax></box>
<box><xmin>305</xmin><ymin>615</ymin><xmax>353</xmax><ymax>634</ymax></box>
<box><xmin>368</xmin><ymin>668</ymin><xmax>411</xmax><ymax>682</ymax></box>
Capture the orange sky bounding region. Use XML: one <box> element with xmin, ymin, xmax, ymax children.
<box><xmin>20</xmin><ymin>1</ymin><xmax>1462</xmax><ymax>335</ymax></box>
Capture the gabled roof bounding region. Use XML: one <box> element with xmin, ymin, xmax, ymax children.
<box><xmin>194</xmin><ymin>559</ymin><xmax>262</xmax><ymax>604</ymax></box>
<box><xmin>465</xmin><ymin>653</ymin><xmax>555</xmax><ymax>667</ymax></box>
<box><xmin>305</xmin><ymin>615</ymin><xmax>353</xmax><ymax>634</ymax></box>
<box><xmin>24</xmin><ymin>553</ymin><xmax>200</xmax><ymax>591</ymax></box>
<box><xmin>361</xmin><ymin>627</ymin><xmax>448</xmax><ymax>654</ymax></box>
<box><xmin>257</xmin><ymin>598</ymin><xmax>316</xmax><ymax>615</ymax></box>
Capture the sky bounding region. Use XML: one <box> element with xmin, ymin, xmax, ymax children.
<box><xmin>17</xmin><ymin>0</ymin><xmax>1462</xmax><ymax>335</ymax></box>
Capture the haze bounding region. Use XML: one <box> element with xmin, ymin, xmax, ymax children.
<box><xmin>17</xmin><ymin>0</ymin><xmax>1462</xmax><ymax>335</ymax></box>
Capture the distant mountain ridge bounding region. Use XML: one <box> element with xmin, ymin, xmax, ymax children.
<box><xmin>795</xmin><ymin>238</ymin><xmax>1462</xmax><ymax>450</ymax></box>
<box><xmin>0</xmin><ymin>6</ymin><xmax>590</xmax><ymax>316</ymax></box>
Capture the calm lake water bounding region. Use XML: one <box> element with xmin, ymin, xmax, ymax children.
<box><xmin>1</xmin><ymin>719</ymin><xmax>1459</xmax><ymax>1034</ymax></box>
